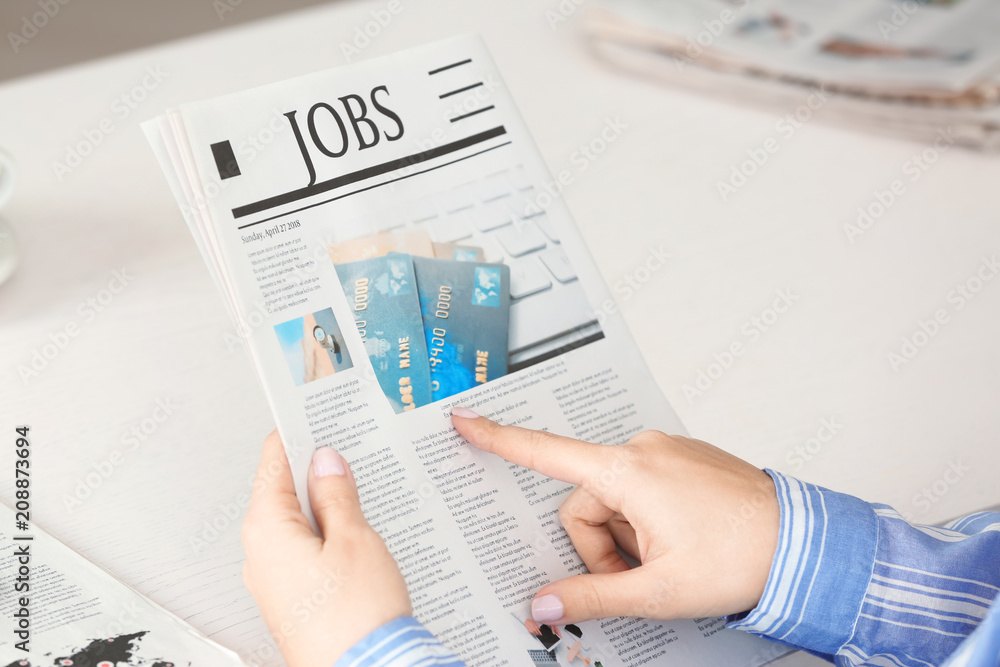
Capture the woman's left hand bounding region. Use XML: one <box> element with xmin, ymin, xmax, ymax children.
<box><xmin>241</xmin><ymin>430</ymin><xmax>412</xmax><ymax>667</ymax></box>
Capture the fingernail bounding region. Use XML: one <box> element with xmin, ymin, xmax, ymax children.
<box><xmin>451</xmin><ymin>406</ymin><xmax>480</xmax><ymax>419</ymax></box>
<box><xmin>313</xmin><ymin>447</ymin><xmax>345</xmax><ymax>477</ymax></box>
<box><xmin>531</xmin><ymin>595</ymin><xmax>563</xmax><ymax>623</ymax></box>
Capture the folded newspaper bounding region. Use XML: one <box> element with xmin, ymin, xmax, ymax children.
<box><xmin>585</xmin><ymin>0</ymin><xmax>1000</xmax><ymax>149</ymax></box>
<box><xmin>0</xmin><ymin>502</ymin><xmax>242</xmax><ymax>664</ymax></box>
<box><xmin>144</xmin><ymin>34</ymin><xmax>786</xmax><ymax>666</ymax></box>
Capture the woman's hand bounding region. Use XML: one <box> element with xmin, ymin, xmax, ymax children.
<box><xmin>241</xmin><ymin>430</ymin><xmax>411</xmax><ymax>667</ymax></box>
<box><xmin>452</xmin><ymin>409</ymin><xmax>779</xmax><ymax>625</ymax></box>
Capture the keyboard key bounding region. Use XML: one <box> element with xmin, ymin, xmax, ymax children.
<box><xmin>472</xmin><ymin>202</ymin><xmax>514</xmax><ymax>232</ymax></box>
<box><xmin>509</xmin><ymin>257</ymin><xmax>552</xmax><ymax>299</ymax></box>
<box><xmin>538</xmin><ymin>246</ymin><xmax>576</xmax><ymax>283</ymax></box>
<box><xmin>436</xmin><ymin>186</ymin><xmax>475</xmax><ymax>213</ymax></box>
<box><xmin>428</xmin><ymin>211</ymin><xmax>473</xmax><ymax>242</ymax></box>
<box><xmin>507</xmin><ymin>168</ymin><xmax>533</xmax><ymax>191</ymax></box>
<box><xmin>506</xmin><ymin>192</ymin><xmax>543</xmax><ymax>219</ymax></box>
<box><xmin>406</xmin><ymin>199</ymin><xmax>437</xmax><ymax>223</ymax></box>
<box><xmin>473</xmin><ymin>176</ymin><xmax>510</xmax><ymax>202</ymax></box>
<box><xmin>375</xmin><ymin>208</ymin><xmax>407</xmax><ymax>230</ymax></box>
<box><xmin>495</xmin><ymin>221</ymin><xmax>547</xmax><ymax>257</ymax></box>
<box><xmin>535</xmin><ymin>215</ymin><xmax>559</xmax><ymax>243</ymax></box>
<box><xmin>509</xmin><ymin>283</ymin><xmax>596</xmax><ymax>352</ymax></box>
<box><xmin>477</xmin><ymin>236</ymin><xmax>505</xmax><ymax>263</ymax></box>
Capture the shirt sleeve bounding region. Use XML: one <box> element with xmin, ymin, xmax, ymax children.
<box><xmin>726</xmin><ymin>470</ymin><xmax>1000</xmax><ymax>666</ymax></box>
<box><xmin>333</xmin><ymin>616</ymin><xmax>466</xmax><ymax>667</ymax></box>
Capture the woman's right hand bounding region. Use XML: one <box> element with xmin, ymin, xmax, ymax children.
<box><xmin>451</xmin><ymin>409</ymin><xmax>780</xmax><ymax>625</ymax></box>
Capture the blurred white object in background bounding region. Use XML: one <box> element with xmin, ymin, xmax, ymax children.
<box><xmin>586</xmin><ymin>0</ymin><xmax>1000</xmax><ymax>149</ymax></box>
<box><xmin>0</xmin><ymin>148</ymin><xmax>17</xmax><ymax>285</ymax></box>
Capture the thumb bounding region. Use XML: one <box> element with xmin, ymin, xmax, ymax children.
<box><xmin>530</xmin><ymin>569</ymin><xmax>663</xmax><ymax>625</ymax></box>
<box><xmin>308</xmin><ymin>447</ymin><xmax>366</xmax><ymax>538</ymax></box>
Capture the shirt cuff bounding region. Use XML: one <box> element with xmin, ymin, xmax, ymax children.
<box><xmin>725</xmin><ymin>469</ymin><xmax>878</xmax><ymax>656</ymax></box>
<box><xmin>334</xmin><ymin>616</ymin><xmax>464</xmax><ymax>667</ymax></box>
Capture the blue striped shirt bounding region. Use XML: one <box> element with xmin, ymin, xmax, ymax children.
<box><xmin>333</xmin><ymin>616</ymin><xmax>465</xmax><ymax>666</ymax></box>
<box><xmin>729</xmin><ymin>470</ymin><xmax>1000</xmax><ymax>666</ymax></box>
<box><xmin>336</xmin><ymin>470</ymin><xmax>1000</xmax><ymax>665</ymax></box>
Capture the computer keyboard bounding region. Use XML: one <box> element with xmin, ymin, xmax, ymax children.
<box><xmin>527</xmin><ymin>649</ymin><xmax>559</xmax><ymax>664</ymax></box>
<box><xmin>369</xmin><ymin>166</ymin><xmax>604</xmax><ymax>372</ymax></box>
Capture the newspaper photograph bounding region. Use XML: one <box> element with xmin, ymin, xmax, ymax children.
<box><xmin>0</xmin><ymin>503</ymin><xmax>242</xmax><ymax>665</ymax></box>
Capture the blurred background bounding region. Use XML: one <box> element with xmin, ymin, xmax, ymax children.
<box><xmin>0</xmin><ymin>0</ymin><xmax>331</xmax><ymax>82</ymax></box>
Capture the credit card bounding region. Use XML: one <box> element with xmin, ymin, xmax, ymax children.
<box><xmin>408</xmin><ymin>256</ymin><xmax>510</xmax><ymax>401</ymax></box>
<box><xmin>334</xmin><ymin>254</ymin><xmax>432</xmax><ymax>413</ymax></box>
<box><xmin>432</xmin><ymin>241</ymin><xmax>485</xmax><ymax>263</ymax></box>
<box><xmin>328</xmin><ymin>230</ymin><xmax>433</xmax><ymax>264</ymax></box>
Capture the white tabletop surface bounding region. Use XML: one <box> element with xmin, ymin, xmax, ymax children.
<box><xmin>2</xmin><ymin>1</ymin><xmax>999</xmax><ymax>665</ymax></box>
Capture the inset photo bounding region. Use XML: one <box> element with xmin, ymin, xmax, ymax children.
<box><xmin>326</xmin><ymin>165</ymin><xmax>607</xmax><ymax>378</ymax></box>
<box><xmin>274</xmin><ymin>308</ymin><xmax>353</xmax><ymax>386</ymax></box>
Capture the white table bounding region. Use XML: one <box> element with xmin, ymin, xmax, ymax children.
<box><xmin>1</xmin><ymin>2</ymin><xmax>998</xmax><ymax>665</ymax></box>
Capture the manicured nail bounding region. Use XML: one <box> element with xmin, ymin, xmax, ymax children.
<box><xmin>313</xmin><ymin>447</ymin><xmax>345</xmax><ymax>477</ymax></box>
<box><xmin>451</xmin><ymin>406</ymin><xmax>480</xmax><ymax>419</ymax></box>
<box><xmin>531</xmin><ymin>595</ymin><xmax>563</xmax><ymax>623</ymax></box>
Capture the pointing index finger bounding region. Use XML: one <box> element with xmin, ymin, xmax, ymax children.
<box><xmin>451</xmin><ymin>408</ymin><xmax>609</xmax><ymax>486</ymax></box>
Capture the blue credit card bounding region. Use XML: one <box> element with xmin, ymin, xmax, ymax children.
<box><xmin>408</xmin><ymin>255</ymin><xmax>510</xmax><ymax>401</ymax></box>
<box><xmin>334</xmin><ymin>255</ymin><xmax>432</xmax><ymax>413</ymax></box>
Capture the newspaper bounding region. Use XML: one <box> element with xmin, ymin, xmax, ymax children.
<box><xmin>144</xmin><ymin>34</ymin><xmax>785</xmax><ymax>666</ymax></box>
<box><xmin>587</xmin><ymin>0</ymin><xmax>1000</xmax><ymax>149</ymax></box>
<box><xmin>0</xmin><ymin>503</ymin><xmax>243</xmax><ymax>664</ymax></box>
